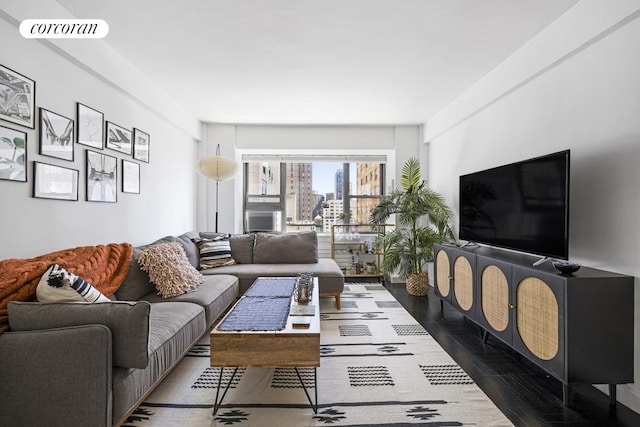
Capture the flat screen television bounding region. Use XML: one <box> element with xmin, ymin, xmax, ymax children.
<box><xmin>458</xmin><ymin>150</ymin><xmax>570</xmax><ymax>260</ymax></box>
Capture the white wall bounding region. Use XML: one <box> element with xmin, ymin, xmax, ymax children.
<box><xmin>0</xmin><ymin>3</ymin><xmax>201</xmax><ymax>259</ymax></box>
<box><xmin>200</xmin><ymin>123</ymin><xmax>422</xmax><ymax>233</ymax></box>
<box><xmin>197</xmin><ymin>123</ymin><xmax>238</xmax><ymax>233</ymax></box>
<box><xmin>425</xmin><ymin>0</ymin><xmax>640</xmax><ymax>412</ymax></box>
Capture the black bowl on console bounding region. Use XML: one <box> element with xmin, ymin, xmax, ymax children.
<box><xmin>552</xmin><ymin>260</ymin><xmax>581</xmax><ymax>275</ymax></box>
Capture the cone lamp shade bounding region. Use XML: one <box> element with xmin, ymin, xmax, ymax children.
<box><xmin>197</xmin><ymin>144</ymin><xmax>238</xmax><ymax>232</ymax></box>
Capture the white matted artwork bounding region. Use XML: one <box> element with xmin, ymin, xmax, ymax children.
<box><xmin>122</xmin><ymin>159</ymin><xmax>140</xmax><ymax>194</ymax></box>
<box><xmin>86</xmin><ymin>150</ymin><xmax>117</xmax><ymax>202</ymax></box>
<box><xmin>105</xmin><ymin>121</ymin><xmax>131</xmax><ymax>155</ymax></box>
<box><xmin>33</xmin><ymin>161</ymin><xmax>78</xmax><ymax>201</ymax></box>
<box><xmin>39</xmin><ymin>108</ymin><xmax>74</xmax><ymax>161</ymax></box>
<box><xmin>76</xmin><ymin>103</ymin><xmax>103</xmax><ymax>149</ymax></box>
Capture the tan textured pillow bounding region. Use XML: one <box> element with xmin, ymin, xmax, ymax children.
<box><xmin>137</xmin><ymin>242</ymin><xmax>204</xmax><ymax>298</ymax></box>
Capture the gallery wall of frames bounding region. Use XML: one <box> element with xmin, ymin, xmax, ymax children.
<box><xmin>0</xmin><ymin>62</ymin><xmax>149</xmax><ymax>203</ymax></box>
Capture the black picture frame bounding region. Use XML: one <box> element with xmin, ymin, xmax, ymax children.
<box><xmin>0</xmin><ymin>64</ymin><xmax>36</xmax><ymax>129</ymax></box>
<box><xmin>0</xmin><ymin>124</ymin><xmax>27</xmax><ymax>182</ymax></box>
<box><xmin>105</xmin><ymin>121</ymin><xmax>132</xmax><ymax>155</ymax></box>
<box><xmin>133</xmin><ymin>128</ymin><xmax>150</xmax><ymax>163</ymax></box>
<box><xmin>76</xmin><ymin>103</ymin><xmax>104</xmax><ymax>149</ymax></box>
<box><xmin>39</xmin><ymin>108</ymin><xmax>74</xmax><ymax>161</ymax></box>
<box><xmin>86</xmin><ymin>149</ymin><xmax>117</xmax><ymax>203</ymax></box>
<box><xmin>122</xmin><ymin>159</ymin><xmax>140</xmax><ymax>194</ymax></box>
<box><xmin>33</xmin><ymin>161</ymin><xmax>78</xmax><ymax>201</ymax></box>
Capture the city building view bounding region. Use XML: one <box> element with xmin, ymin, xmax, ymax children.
<box><xmin>244</xmin><ymin>161</ymin><xmax>383</xmax><ymax>233</ymax></box>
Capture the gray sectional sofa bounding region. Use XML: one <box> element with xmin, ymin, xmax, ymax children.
<box><xmin>196</xmin><ymin>230</ymin><xmax>344</xmax><ymax>309</ymax></box>
<box><xmin>0</xmin><ymin>230</ymin><xmax>343</xmax><ymax>427</ymax></box>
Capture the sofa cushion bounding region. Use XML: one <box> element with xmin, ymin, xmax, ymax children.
<box><xmin>7</xmin><ymin>300</ymin><xmax>151</xmax><ymax>369</ymax></box>
<box><xmin>137</xmin><ymin>242</ymin><xmax>204</xmax><ymax>298</ymax></box>
<box><xmin>230</xmin><ymin>233</ymin><xmax>255</xmax><ymax>264</ymax></box>
<box><xmin>36</xmin><ymin>263</ymin><xmax>110</xmax><ymax>303</ymax></box>
<box><xmin>175</xmin><ymin>231</ymin><xmax>200</xmax><ymax>268</ymax></box>
<box><xmin>146</xmin><ymin>301</ymin><xmax>205</xmax><ymax>355</ymax></box>
<box><xmin>111</xmin><ymin>301</ymin><xmax>205</xmax><ymax>422</ymax></box>
<box><xmin>141</xmin><ymin>274</ymin><xmax>239</xmax><ymax>327</ymax></box>
<box><xmin>253</xmin><ymin>231</ymin><xmax>318</xmax><ymax>264</ymax></box>
<box><xmin>192</xmin><ymin>236</ymin><xmax>236</xmax><ymax>269</ymax></box>
<box><xmin>115</xmin><ymin>235</ymin><xmax>176</xmax><ymax>301</ymax></box>
<box><xmin>202</xmin><ymin>258</ymin><xmax>344</xmax><ymax>294</ymax></box>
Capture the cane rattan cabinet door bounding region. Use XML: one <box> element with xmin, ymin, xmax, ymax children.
<box><xmin>512</xmin><ymin>267</ymin><xmax>565</xmax><ymax>379</ymax></box>
<box><xmin>434</xmin><ymin>245</ymin><xmax>452</xmax><ymax>303</ymax></box>
<box><xmin>476</xmin><ymin>255</ymin><xmax>513</xmax><ymax>344</ymax></box>
<box><xmin>434</xmin><ymin>245</ymin><xmax>477</xmax><ymax>320</ymax></box>
<box><xmin>451</xmin><ymin>249</ymin><xmax>476</xmax><ymax>319</ymax></box>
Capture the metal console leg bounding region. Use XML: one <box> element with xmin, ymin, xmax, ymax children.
<box><xmin>294</xmin><ymin>367</ymin><xmax>318</xmax><ymax>414</ymax></box>
<box><xmin>609</xmin><ymin>384</ymin><xmax>617</xmax><ymax>407</ymax></box>
<box><xmin>562</xmin><ymin>383</ymin><xmax>571</xmax><ymax>406</ymax></box>
<box><xmin>212</xmin><ymin>367</ymin><xmax>239</xmax><ymax>415</ymax></box>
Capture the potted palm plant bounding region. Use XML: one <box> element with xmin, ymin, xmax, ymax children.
<box><xmin>369</xmin><ymin>157</ymin><xmax>454</xmax><ymax>296</ymax></box>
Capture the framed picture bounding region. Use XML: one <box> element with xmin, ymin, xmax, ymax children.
<box><xmin>133</xmin><ymin>128</ymin><xmax>150</xmax><ymax>162</ymax></box>
<box><xmin>86</xmin><ymin>150</ymin><xmax>117</xmax><ymax>203</ymax></box>
<box><xmin>122</xmin><ymin>159</ymin><xmax>140</xmax><ymax>194</ymax></box>
<box><xmin>76</xmin><ymin>103</ymin><xmax>103</xmax><ymax>149</ymax></box>
<box><xmin>0</xmin><ymin>64</ymin><xmax>36</xmax><ymax>128</ymax></box>
<box><xmin>105</xmin><ymin>121</ymin><xmax>131</xmax><ymax>155</ymax></box>
<box><xmin>0</xmin><ymin>124</ymin><xmax>27</xmax><ymax>182</ymax></box>
<box><xmin>33</xmin><ymin>161</ymin><xmax>78</xmax><ymax>201</ymax></box>
<box><xmin>39</xmin><ymin>108</ymin><xmax>74</xmax><ymax>161</ymax></box>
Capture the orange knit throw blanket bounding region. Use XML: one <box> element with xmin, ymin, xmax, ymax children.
<box><xmin>0</xmin><ymin>243</ymin><xmax>133</xmax><ymax>334</ymax></box>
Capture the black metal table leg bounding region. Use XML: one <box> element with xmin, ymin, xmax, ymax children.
<box><xmin>294</xmin><ymin>367</ymin><xmax>318</xmax><ymax>414</ymax></box>
<box><xmin>212</xmin><ymin>367</ymin><xmax>239</xmax><ymax>415</ymax></box>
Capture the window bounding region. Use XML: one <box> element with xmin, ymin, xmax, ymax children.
<box><xmin>243</xmin><ymin>158</ymin><xmax>385</xmax><ymax>233</ymax></box>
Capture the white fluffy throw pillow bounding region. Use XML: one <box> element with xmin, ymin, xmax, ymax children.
<box><xmin>137</xmin><ymin>242</ymin><xmax>204</xmax><ymax>298</ymax></box>
<box><xmin>36</xmin><ymin>263</ymin><xmax>110</xmax><ymax>303</ymax></box>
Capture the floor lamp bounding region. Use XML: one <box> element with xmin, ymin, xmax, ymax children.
<box><xmin>197</xmin><ymin>144</ymin><xmax>238</xmax><ymax>233</ymax></box>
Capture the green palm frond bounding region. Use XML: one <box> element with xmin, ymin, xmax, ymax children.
<box><xmin>400</xmin><ymin>157</ymin><xmax>421</xmax><ymax>191</ymax></box>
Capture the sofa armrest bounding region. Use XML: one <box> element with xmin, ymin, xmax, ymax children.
<box><xmin>8</xmin><ymin>300</ymin><xmax>150</xmax><ymax>369</ymax></box>
<box><xmin>0</xmin><ymin>325</ymin><xmax>113</xmax><ymax>427</ymax></box>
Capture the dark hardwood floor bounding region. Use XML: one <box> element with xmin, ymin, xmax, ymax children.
<box><xmin>382</xmin><ymin>281</ymin><xmax>640</xmax><ymax>427</ymax></box>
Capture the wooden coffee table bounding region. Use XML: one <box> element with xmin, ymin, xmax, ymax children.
<box><xmin>210</xmin><ymin>277</ymin><xmax>320</xmax><ymax>414</ymax></box>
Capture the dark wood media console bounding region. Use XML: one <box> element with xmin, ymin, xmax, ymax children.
<box><xmin>433</xmin><ymin>243</ymin><xmax>634</xmax><ymax>406</ymax></box>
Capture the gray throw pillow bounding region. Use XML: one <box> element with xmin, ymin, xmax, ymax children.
<box><xmin>230</xmin><ymin>234</ymin><xmax>255</xmax><ymax>264</ymax></box>
<box><xmin>253</xmin><ymin>231</ymin><xmax>318</xmax><ymax>264</ymax></box>
<box><xmin>8</xmin><ymin>300</ymin><xmax>151</xmax><ymax>369</ymax></box>
<box><xmin>175</xmin><ymin>231</ymin><xmax>200</xmax><ymax>268</ymax></box>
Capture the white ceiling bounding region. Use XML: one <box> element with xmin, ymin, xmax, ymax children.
<box><xmin>57</xmin><ymin>0</ymin><xmax>579</xmax><ymax>125</ymax></box>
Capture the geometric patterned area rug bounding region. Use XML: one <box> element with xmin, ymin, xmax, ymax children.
<box><xmin>124</xmin><ymin>283</ymin><xmax>513</xmax><ymax>426</ymax></box>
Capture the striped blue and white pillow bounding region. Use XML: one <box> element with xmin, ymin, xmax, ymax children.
<box><xmin>192</xmin><ymin>236</ymin><xmax>236</xmax><ymax>269</ymax></box>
